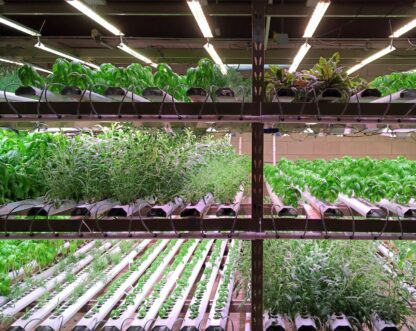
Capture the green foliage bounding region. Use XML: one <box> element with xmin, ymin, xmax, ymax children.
<box><xmin>17</xmin><ymin>64</ymin><xmax>45</xmax><ymax>88</ymax></box>
<box><xmin>266</xmin><ymin>53</ymin><xmax>368</xmax><ymax>102</ymax></box>
<box><xmin>0</xmin><ymin>65</ymin><xmax>21</xmax><ymax>92</ymax></box>
<box><xmin>370</xmin><ymin>71</ymin><xmax>416</xmax><ymax>96</ymax></box>
<box><xmin>265</xmin><ymin>157</ymin><xmax>416</xmax><ymax>206</ymax></box>
<box><xmin>237</xmin><ymin>240</ymin><xmax>414</xmax><ymax>326</ymax></box>
<box><xmin>0</xmin><ymin>240</ymin><xmax>81</xmax><ymax>296</ymax></box>
<box><xmin>0</xmin><ymin>130</ymin><xmax>64</xmax><ymax>204</ymax></box>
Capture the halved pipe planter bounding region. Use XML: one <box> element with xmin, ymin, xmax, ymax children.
<box><xmin>151</xmin><ymin>240</ymin><xmax>214</xmax><ymax>331</ymax></box>
<box><xmin>0</xmin><ymin>242</ymin><xmax>113</xmax><ymax>319</ymax></box>
<box><xmin>104</xmin><ymin>87</ymin><xmax>150</xmax><ymax>102</ymax></box>
<box><xmin>126</xmin><ymin>240</ymin><xmax>200</xmax><ymax>331</ymax></box>
<box><xmin>349</xmin><ymin>89</ymin><xmax>381</xmax><ymax>103</ymax></box>
<box><xmin>180</xmin><ymin>241</ymin><xmax>227</xmax><ymax>331</ymax></box>
<box><xmin>180</xmin><ymin>193</ymin><xmax>214</xmax><ymax>217</ymax></box>
<box><xmin>72</xmin><ymin>240</ymin><xmax>166</xmax><ymax>331</ymax></box>
<box><xmin>294</xmin><ymin>314</ymin><xmax>317</xmax><ymax>331</ymax></box>
<box><xmin>371</xmin><ymin>89</ymin><xmax>416</xmax><ymax>104</ymax></box>
<box><xmin>14</xmin><ymin>86</ymin><xmax>60</xmax><ymax>102</ymax></box>
<box><xmin>108</xmin><ymin>200</ymin><xmax>148</xmax><ymax>217</ymax></box>
<box><xmin>215</xmin><ymin>88</ymin><xmax>236</xmax><ymax>103</ymax></box>
<box><xmin>371</xmin><ymin>314</ymin><xmax>398</xmax><ymax>331</ymax></box>
<box><xmin>0</xmin><ymin>90</ymin><xmax>36</xmax><ymax>102</ymax></box>
<box><xmin>60</xmin><ymin>87</ymin><xmax>113</xmax><ymax>102</ymax></box>
<box><xmin>148</xmin><ymin>198</ymin><xmax>184</xmax><ymax>217</ymax></box>
<box><xmin>272</xmin><ymin>88</ymin><xmax>296</xmax><ymax>103</ymax></box>
<box><xmin>266</xmin><ymin>182</ymin><xmax>297</xmax><ymax>217</ymax></box>
<box><xmin>329</xmin><ymin>313</ymin><xmax>352</xmax><ymax>331</ymax></box>
<box><xmin>205</xmin><ymin>240</ymin><xmax>239</xmax><ymax>331</ymax></box>
<box><xmin>319</xmin><ymin>88</ymin><xmax>342</xmax><ymax>103</ymax></box>
<box><xmin>35</xmin><ymin>242</ymin><xmax>143</xmax><ymax>331</ymax></box>
<box><xmin>0</xmin><ymin>198</ymin><xmax>44</xmax><ymax>216</ymax></box>
<box><xmin>302</xmin><ymin>191</ymin><xmax>343</xmax><ymax>217</ymax></box>
<box><xmin>338</xmin><ymin>194</ymin><xmax>385</xmax><ymax>218</ymax></box>
<box><xmin>101</xmin><ymin>240</ymin><xmax>184</xmax><ymax>331</ymax></box>
<box><xmin>186</xmin><ymin>88</ymin><xmax>212</xmax><ymax>103</ymax></box>
<box><xmin>377</xmin><ymin>199</ymin><xmax>416</xmax><ymax>218</ymax></box>
<box><xmin>263</xmin><ymin>312</ymin><xmax>286</xmax><ymax>331</ymax></box>
<box><xmin>71</xmin><ymin>199</ymin><xmax>118</xmax><ymax>217</ymax></box>
<box><xmin>142</xmin><ymin>88</ymin><xmax>177</xmax><ymax>103</ymax></box>
<box><xmin>27</xmin><ymin>201</ymin><xmax>78</xmax><ymax>217</ymax></box>
<box><xmin>216</xmin><ymin>190</ymin><xmax>244</xmax><ymax>217</ymax></box>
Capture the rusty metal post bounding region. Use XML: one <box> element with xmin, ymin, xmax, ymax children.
<box><xmin>251</xmin><ymin>0</ymin><xmax>266</xmax><ymax>329</ymax></box>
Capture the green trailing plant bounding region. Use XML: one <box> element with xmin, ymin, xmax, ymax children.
<box><xmin>237</xmin><ymin>240</ymin><xmax>414</xmax><ymax>327</ymax></box>
<box><xmin>370</xmin><ymin>71</ymin><xmax>416</xmax><ymax>96</ymax></box>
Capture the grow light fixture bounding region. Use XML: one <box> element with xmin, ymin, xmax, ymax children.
<box><xmin>288</xmin><ymin>42</ymin><xmax>311</xmax><ymax>73</ymax></box>
<box><xmin>347</xmin><ymin>45</ymin><xmax>396</xmax><ymax>75</ymax></box>
<box><xmin>187</xmin><ymin>1</ymin><xmax>213</xmax><ymax>38</ymax></box>
<box><xmin>0</xmin><ymin>15</ymin><xmax>40</xmax><ymax>36</ymax></box>
<box><xmin>204</xmin><ymin>43</ymin><xmax>227</xmax><ymax>75</ymax></box>
<box><xmin>0</xmin><ymin>57</ymin><xmax>52</xmax><ymax>74</ymax></box>
<box><xmin>390</xmin><ymin>18</ymin><xmax>416</xmax><ymax>38</ymax></box>
<box><xmin>303</xmin><ymin>1</ymin><xmax>330</xmax><ymax>38</ymax></box>
<box><xmin>35</xmin><ymin>42</ymin><xmax>100</xmax><ymax>69</ymax></box>
<box><xmin>117</xmin><ymin>42</ymin><xmax>156</xmax><ymax>67</ymax></box>
<box><xmin>65</xmin><ymin>0</ymin><xmax>124</xmax><ymax>36</ymax></box>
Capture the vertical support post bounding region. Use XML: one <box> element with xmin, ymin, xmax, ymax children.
<box><xmin>251</xmin><ymin>0</ymin><xmax>265</xmax><ymax>330</ymax></box>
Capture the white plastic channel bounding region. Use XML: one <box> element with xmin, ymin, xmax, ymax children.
<box><xmin>10</xmin><ymin>244</ymin><xmax>125</xmax><ymax>331</ymax></box>
<box><xmin>74</xmin><ymin>240</ymin><xmax>168</xmax><ymax>331</ymax></box>
<box><xmin>205</xmin><ymin>240</ymin><xmax>239</xmax><ymax>331</ymax></box>
<box><xmin>36</xmin><ymin>241</ymin><xmax>146</xmax><ymax>331</ymax></box>
<box><xmin>152</xmin><ymin>240</ymin><xmax>215</xmax><ymax>330</ymax></box>
<box><xmin>0</xmin><ymin>241</ymin><xmax>95</xmax><ymax>308</ymax></box>
<box><xmin>0</xmin><ymin>242</ymin><xmax>113</xmax><ymax>318</ymax></box>
<box><xmin>180</xmin><ymin>240</ymin><xmax>227</xmax><ymax>330</ymax></box>
<box><xmin>101</xmin><ymin>240</ymin><xmax>184</xmax><ymax>331</ymax></box>
<box><xmin>127</xmin><ymin>240</ymin><xmax>200</xmax><ymax>330</ymax></box>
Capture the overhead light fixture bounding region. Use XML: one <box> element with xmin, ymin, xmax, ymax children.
<box><xmin>65</xmin><ymin>0</ymin><xmax>124</xmax><ymax>36</ymax></box>
<box><xmin>347</xmin><ymin>45</ymin><xmax>396</xmax><ymax>75</ymax></box>
<box><xmin>390</xmin><ymin>18</ymin><xmax>416</xmax><ymax>38</ymax></box>
<box><xmin>303</xmin><ymin>1</ymin><xmax>330</xmax><ymax>38</ymax></box>
<box><xmin>0</xmin><ymin>15</ymin><xmax>40</xmax><ymax>36</ymax></box>
<box><xmin>204</xmin><ymin>43</ymin><xmax>227</xmax><ymax>75</ymax></box>
<box><xmin>0</xmin><ymin>57</ymin><xmax>52</xmax><ymax>74</ymax></box>
<box><xmin>117</xmin><ymin>42</ymin><xmax>156</xmax><ymax>67</ymax></box>
<box><xmin>35</xmin><ymin>42</ymin><xmax>99</xmax><ymax>69</ymax></box>
<box><xmin>187</xmin><ymin>0</ymin><xmax>213</xmax><ymax>38</ymax></box>
<box><xmin>288</xmin><ymin>42</ymin><xmax>311</xmax><ymax>73</ymax></box>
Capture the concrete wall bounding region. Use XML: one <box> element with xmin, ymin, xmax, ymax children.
<box><xmin>231</xmin><ymin>133</ymin><xmax>416</xmax><ymax>162</ymax></box>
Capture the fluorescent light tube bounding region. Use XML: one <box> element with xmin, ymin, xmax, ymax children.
<box><xmin>35</xmin><ymin>42</ymin><xmax>99</xmax><ymax>69</ymax></box>
<box><xmin>303</xmin><ymin>1</ymin><xmax>330</xmax><ymax>38</ymax></box>
<box><xmin>288</xmin><ymin>42</ymin><xmax>311</xmax><ymax>73</ymax></box>
<box><xmin>65</xmin><ymin>0</ymin><xmax>124</xmax><ymax>36</ymax></box>
<box><xmin>0</xmin><ymin>15</ymin><xmax>40</xmax><ymax>36</ymax></box>
<box><xmin>117</xmin><ymin>42</ymin><xmax>156</xmax><ymax>68</ymax></box>
<box><xmin>347</xmin><ymin>45</ymin><xmax>396</xmax><ymax>75</ymax></box>
<box><xmin>0</xmin><ymin>57</ymin><xmax>52</xmax><ymax>74</ymax></box>
<box><xmin>390</xmin><ymin>18</ymin><xmax>416</xmax><ymax>38</ymax></box>
<box><xmin>187</xmin><ymin>1</ymin><xmax>213</xmax><ymax>38</ymax></box>
<box><xmin>204</xmin><ymin>43</ymin><xmax>227</xmax><ymax>75</ymax></box>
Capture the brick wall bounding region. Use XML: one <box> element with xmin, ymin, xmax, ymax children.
<box><xmin>232</xmin><ymin>133</ymin><xmax>416</xmax><ymax>162</ymax></box>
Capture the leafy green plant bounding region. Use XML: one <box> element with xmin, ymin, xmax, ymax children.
<box><xmin>237</xmin><ymin>240</ymin><xmax>414</xmax><ymax>326</ymax></box>
<box><xmin>265</xmin><ymin>157</ymin><xmax>416</xmax><ymax>206</ymax></box>
<box><xmin>17</xmin><ymin>64</ymin><xmax>45</xmax><ymax>88</ymax></box>
<box><xmin>0</xmin><ymin>65</ymin><xmax>21</xmax><ymax>92</ymax></box>
<box><xmin>370</xmin><ymin>71</ymin><xmax>416</xmax><ymax>96</ymax></box>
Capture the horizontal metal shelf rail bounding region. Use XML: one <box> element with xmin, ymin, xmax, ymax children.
<box><xmin>0</xmin><ymin>102</ymin><xmax>416</xmax><ymax>123</ymax></box>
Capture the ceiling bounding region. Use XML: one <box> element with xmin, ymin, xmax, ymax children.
<box><xmin>1</xmin><ymin>0</ymin><xmax>416</xmax><ymax>78</ymax></box>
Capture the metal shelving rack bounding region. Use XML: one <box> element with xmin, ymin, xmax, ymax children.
<box><xmin>1</xmin><ymin>1</ymin><xmax>416</xmax><ymax>328</ymax></box>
